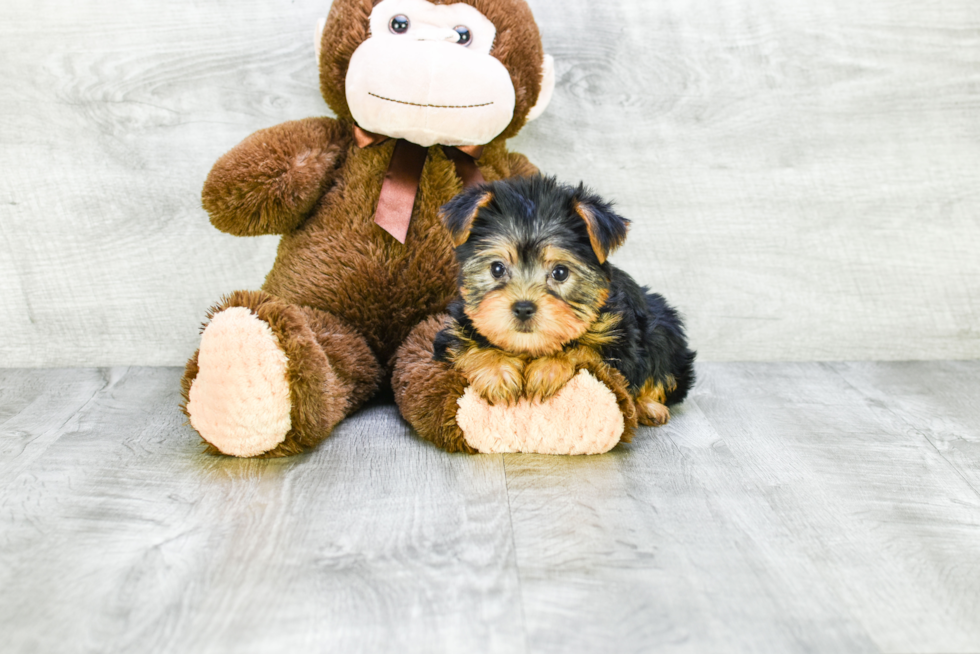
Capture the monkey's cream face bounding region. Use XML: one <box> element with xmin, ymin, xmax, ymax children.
<box><xmin>345</xmin><ymin>0</ymin><xmax>517</xmax><ymax>147</ymax></box>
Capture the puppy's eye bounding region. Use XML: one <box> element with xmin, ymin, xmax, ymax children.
<box><xmin>389</xmin><ymin>15</ymin><xmax>410</xmax><ymax>34</ymax></box>
<box><xmin>454</xmin><ymin>26</ymin><xmax>472</xmax><ymax>46</ymax></box>
<box><xmin>490</xmin><ymin>261</ymin><xmax>507</xmax><ymax>279</ymax></box>
<box><xmin>551</xmin><ymin>265</ymin><xmax>569</xmax><ymax>282</ymax></box>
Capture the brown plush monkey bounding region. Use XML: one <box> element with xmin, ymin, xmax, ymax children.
<box><xmin>182</xmin><ymin>0</ymin><xmax>632</xmax><ymax>457</ymax></box>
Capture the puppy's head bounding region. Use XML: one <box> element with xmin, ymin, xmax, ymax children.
<box><xmin>439</xmin><ymin>175</ymin><xmax>629</xmax><ymax>356</ymax></box>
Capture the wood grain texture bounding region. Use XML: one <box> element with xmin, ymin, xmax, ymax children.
<box><xmin>831</xmin><ymin>360</ymin><xmax>980</xmax><ymax>498</ymax></box>
<box><xmin>503</xmin><ymin>363</ymin><xmax>980</xmax><ymax>653</ymax></box>
<box><xmin>0</xmin><ymin>368</ymin><xmax>523</xmax><ymax>654</ymax></box>
<box><xmin>1</xmin><ymin>0</ymin><xmax>978</xmax><ymax>366</ymax></box>
<box><xmin>0</xmin><ymin>368</ymin><xmax>110</xmax><ymax>479</ymax></box>
<box><xmin>2</xmin><ymin>363</ymin><xmax>980</xmax><ymax>653</ymax></box>
<box><xmin>687</xmin><ymin>363</ymin><xmax>980</xmax><ymax>653</ymax></box>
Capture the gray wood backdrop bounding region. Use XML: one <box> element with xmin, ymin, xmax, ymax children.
<box><xmin>1</xmin><ymin>0</ymin><xmax>978</xmax><ymax>367</ymax></box>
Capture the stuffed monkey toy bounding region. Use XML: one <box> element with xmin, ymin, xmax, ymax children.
<box><xmin>182</xmin><ymin>0</ymin><xmax>635</xmax><ymax>457</ymax></box>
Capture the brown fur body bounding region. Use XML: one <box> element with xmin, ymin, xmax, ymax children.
<box><xmin>181</xmin><ymin>0</ymin><xmax>545</xmax><ymax>455</ymax></box>
<box><xmin>253</xmin><ymin>129</ymin><xmax>531</xmax><ymax>364</ymax></box>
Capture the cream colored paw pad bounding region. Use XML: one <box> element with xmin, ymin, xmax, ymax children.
<box><xmin>456</xmin><ymin>369</ymin><xmax>624</xmax><ymax>455</ymax></box>
<box><xmin>187</xmin><ymin>307</ymin><xmax>292</xmax><ymax>457</ymax></box>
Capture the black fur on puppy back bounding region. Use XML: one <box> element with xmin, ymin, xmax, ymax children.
<box><xmin>598</xmin><ymin>266</ymin><xmax>696</xmax><ymax>404</ymax></box>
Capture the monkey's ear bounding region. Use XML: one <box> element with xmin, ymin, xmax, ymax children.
<box><xmin>314</xmin><ymin>17</ymin><xmax>327</xmax><ymax>64</ymax></box>
<box><xmin>526</xmin><ymin>55</ymin><xmax>555</xmax><ymax>122</ymax></box>
<box><xmin>439</xmin><ymin>187</ymin><xmax>495</xmax><ymax>247</ymax></box>
<box><xmin>572</xmin><ymin>184</ymin><xmax>630</xmax><ymax>264</ymax></box>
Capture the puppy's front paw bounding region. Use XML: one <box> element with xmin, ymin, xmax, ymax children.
<box><xmin>523</xmin><ymin>356</ymin><xmax>576</xmax><ymax>403</ymax></box>
<box><xmin>456</xmin><ymin>351</ymin><xmax>525</xmax><ymax>406</ymax></box>
<box><xmin>466</xmin><ymin>364</ymin><xmax>524</xmax><ymax>405</ymax></box>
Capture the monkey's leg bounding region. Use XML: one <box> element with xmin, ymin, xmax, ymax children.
<box><xmin>181</xmin><ymin>290</ymin><xmax>381</xmax><ymax>457</ymax></box>
<box><xmin>391</xmin><ymin>315</ymin><xmax>476</xmax><ymax>453</ymax></box>
<box><xmin>392</xmin><ymin>316</ymin><xmax>638</xmax><ymax>455</ymax></box>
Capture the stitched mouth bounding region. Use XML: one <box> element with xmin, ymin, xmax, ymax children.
<box><xmin>368</xmin><ymin>92</ymin><xmax>493</xmax><ymax>109</ymax></box>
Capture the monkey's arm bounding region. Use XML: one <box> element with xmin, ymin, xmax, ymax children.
<box><xmin>202</xmin><ymin>117</ymin><xmax>350</xmax><ymax>236</ymax></box>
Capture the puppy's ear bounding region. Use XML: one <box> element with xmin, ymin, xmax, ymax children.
<box><xmin>439</xmin><ymin>187</ymin><xmax>494</xmax><ymax>247</ymax></box>
<box><xmin>572</xmin><ymin>184</ymin><xmax>630</xmax><ymax>264</ymax></box>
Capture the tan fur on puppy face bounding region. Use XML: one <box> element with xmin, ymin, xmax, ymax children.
<box><xmin>466</xmin><ymin>289</ymin><xmax>590</xmax><ymax>357</ymax></box>
<box><xmin>460</xmin><ymin>241</ymin><xmax>607</xmax><ymax>356</ymax></box>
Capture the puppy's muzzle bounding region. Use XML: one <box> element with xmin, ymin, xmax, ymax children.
<box><xmin>511</xmin><ymin>301</ymin><xmax>537</xmax><ymax>322</ymax></box>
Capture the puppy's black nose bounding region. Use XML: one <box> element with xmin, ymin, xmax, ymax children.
<box><xmin>512</xmin><ymin>301</ymin><xmax>537</xmax><ymax>322</ymax></box>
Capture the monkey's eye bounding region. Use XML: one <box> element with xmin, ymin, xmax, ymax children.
<box><xmin>551</xmin><ymin>265</ymin><xmax>569</xmax><ymax>282</ymax></box>
<box><xmin>490</xmin><ymin>261</ymin><xmax>507</xmax><ymax>279</ymax></box>
<box><xmin>389</xmin><ymin>15</ymin><xmax>410</xmax><ymax>34</ymax></box>
<box><xmin>454</xmin><ymin>26</ymin><xmax>472</xmax><ymax>46</ymax></box>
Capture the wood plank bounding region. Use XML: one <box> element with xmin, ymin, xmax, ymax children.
<box><xmin>3</xmin><ymin>364</ymin><xmax>980</xmax><ymax>652</ymax></box>
<box><xmin>1</xmin><ymin>0</ymin><xmax>979</xmax><ymax>365</ymax></box>
<box><xmin>692</xmin><ymin>362</ymin><xmax>980</xmax><ymax>653</ymax></box>
<box><xmin>0</xmin><ymin>367</ymin><xmax>524</xmax><ymax>654</ymax></box>
<box><xmin>0</xmin><ymin>368</ymin><xmax>110</xmax><ymax>486</ymax></box>
<box><xmin>831</xmin><ymin>360</ymin><xmax>980</xmax><ymax>496</ymax></box>
<box><xmin>505</xmin><ymin>375</ymin><xmax>877</xmax><ymax>653</ymax></box>
<box><xmin>504</xmin><ymin>362</ymin><xmax>980</xmax><ymax>653</ymax></box>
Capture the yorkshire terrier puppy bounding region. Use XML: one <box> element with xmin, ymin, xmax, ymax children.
<box><xmin>433</xmin><ymin>175</ymin><xmax>696</xmax><ymax>427</ymax></box>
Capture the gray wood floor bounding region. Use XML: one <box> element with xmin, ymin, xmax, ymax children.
<box><xmin>1</xmin><ymin>362</ymin><xmax>979</xmax><ymax>654</ymax></box>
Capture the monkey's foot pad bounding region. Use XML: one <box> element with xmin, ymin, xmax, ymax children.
<box><xmin>187</xmin><ymin>307</ymin><xmax>292</xmax><ymax>457</ymax></box>
<box><xmin>455</xmin><ymin>369</ymin><xmax>625</xmax><ymax>455</ymax></box>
